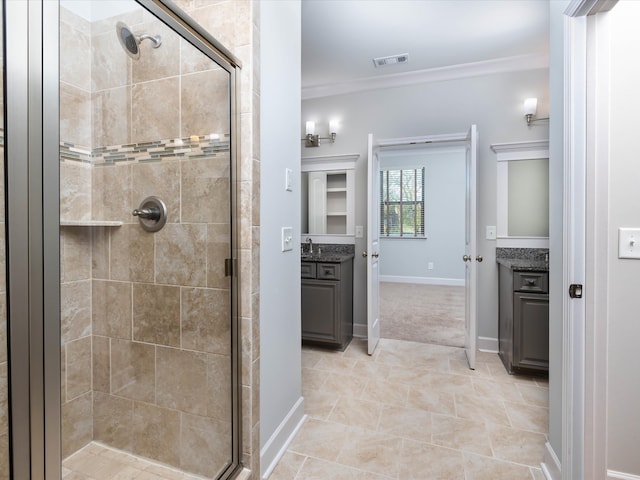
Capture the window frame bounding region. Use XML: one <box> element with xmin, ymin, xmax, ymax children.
<box><xmin>379</xmin><ymin>166</ymin><xmax>426</xmax><ymax>238</ymax></box>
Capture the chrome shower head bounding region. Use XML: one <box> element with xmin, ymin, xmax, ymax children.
<box><xmin>116</xmin><ymin>21</ymin><xmax>162</xmax><ymax>60</ymax></box>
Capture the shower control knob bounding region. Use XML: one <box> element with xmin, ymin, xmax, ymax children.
<box><xmin>132</xmin><ymin>196</ymin><xmax>168</xmax><ymax>233</ymax></box>
<box><xmin>132</xmin><ymin>207</ymin><xmax>161</xmax><ymax>221</ymax></box>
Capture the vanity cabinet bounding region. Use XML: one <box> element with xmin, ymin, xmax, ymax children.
<box><xmin>498</xmin><ymin>264</ymin><xmax>549</xmax><ymax>375</ymax></box>
<box><xmin>301</xmin><ymin>257</ymin><xmax>353</xmax><ymax>350</ymax></box>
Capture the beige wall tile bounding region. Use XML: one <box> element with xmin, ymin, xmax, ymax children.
<box><xmin>133</xmin><ymin>283</ymin><xmax>180</xmax><ymax>347</ymax></box>
<box><xmin>155</xmin><ymin>223</ymin><xmax>207</xmax><ymax>287</ymax></box>
<box><xmin>93</xmin><ymin>392</ymin><xmax>134</xmax><ymax>452</ymax></box>
<box><xmin>93</xmin><ymin>280</ymin><xmax>132</xmax><ymax>339</ymax></box>
<box><xmin>61</xmin><ymin>280</ymin><xmax>92</xmax><ymax>345</ymax></box>
<box><xmin>60</xmin><ymin>13</ymin><xmax>91</xmax><ymax>91</ymax></box>
<box><xmin>181</xmin><ymin>287</ymin><xmax>230</xmax><ymax>355</ymax></box>
<box><xmin>61</xmin><ymin>393</ymin><xmax>92</xmax><ymax>459</ymax></box>
<box><xmin>131</xmin><ymin>78</ymin><xmax>180</xmax><ymax>143</ymax></box>
<box><xmin>0</xmin><ymin>432</ymin><xmax>7</xmax><ymax>480</ymax></box>
<box><xmin>61</xmin><ymin>228</ymin><xmax>92</xmax><ymax>283</ymax></box>
<box><xmin>90</xmin><ymin>227</ymin><xmax>110</xmax><ymax>280</ymax></box>
<box><xmin>181</xmin><ymin>69</ymin><xmax>230</xmax><ymax>137</ymax></box>
<box><xmin>132</xmin><ymin>20</ymin><xmax>180</xmax><ymax>84</ymax></box>
<box><xmin>180</xmin><ymin>413</ymin><xmax>232</xmax><ymax>477</ymax></box>
<box><xmin>207</xmin><ymin>353</ymin><xmax>233</xmax><ymax>421</ymax></box>
<box><xmin>0</xmin><ymin>295</ymin><xmax>6</xmax><ymax>364</ymax></box>
<box><xmin>91</xmin><ymin>30</ymin><xmax>130</xmax><ymax>91</ymax></box>
<box><xmin>180</xmin><ymin>38</ymin><xmax>220</xmax><ymax>74</ymax></box>
<box><xmin>92</xmin><ymin>88</ymin><xmax>131</xmax><ymax>148</ymax></box>
<box><xmin>110</xmin><ymin>224</ymin><xmax>155</xmax><ymax>283</ymax></box>
<box><xmin>92</xmin><ymin>335</ymin><xmax>110</xmax><ymax>394</ymax></box>
<box><xmin>60</xmin><ymin>161</ymin><xmax>92</xmax><ymax>222</ymax></box>
<box><xmin>181</xmin><ymin>156</ymin><xmax>230</xmax><ymax>224</ymax></box>
<box><xmin>66</xmin><ymin>337</ymin><xmax>92</xmax><ymax>400</ymax></box>
<box><xmin>156</xmin><ymin>346</ymin><xmax>208</xmax><ymax>415</ymax></box>
<box><xmin>189</xmin><ymin>2</ymin><xmax>237</xmax><ymax>50</ymax></box>
<box><xmin>60</xmin><ymin>83</ymin><xmax>91</xmax><ymax>148</ymax></box>
<box><xmin>131</xmin><ymin>161</ymin><xmax>180</xmax><ymax>224</ymax></box>
<box><xmin>131</xmin><ymin>402</ymin><xmax>180</xmax><ymax>466</ymax></box>
<box><xmin>110</xmin><ymin>339</ymin><xmax>155</xmax><ymax>403</ymax></box>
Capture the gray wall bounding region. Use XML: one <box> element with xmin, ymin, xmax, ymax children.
<box><xmin>259</xmin><ymin>0</ymin><xmax>302</xmax><ymax>456</ymax></box>
<box><xmin>379</xmin><ymin>147</ymin><xmax>465</xmax><ymax>282</ymax></box>
<box><xmin>607</xmin><ymin>2</ymin><xmax>640</xmax><ymax>474</ymax></box>
<box><xmin>302</xmin><ymin>68</ymin><xmax>549</xmax><ymax>340</ymax></box>
<box><xmin>547</xmin><ymin>0</ymin><xmax>570</xmax><ymax>462</ymax></box>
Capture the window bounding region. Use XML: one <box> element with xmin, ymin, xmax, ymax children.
<box><xmin>380</xmin><ymin>167</ymin><xmax>425</xmax><ymax>237</ymax></box>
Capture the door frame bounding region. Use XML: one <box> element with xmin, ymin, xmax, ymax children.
<box><xmin>555</xmin><ymin>1</ymin><xmax>617</xmax><ymax>479</ymax></box>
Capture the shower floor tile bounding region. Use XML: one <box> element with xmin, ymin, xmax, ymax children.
<box><xmin>62</xmin><ymin>442</ymin><xmax>206</xmax><ymax>480</ymax></box>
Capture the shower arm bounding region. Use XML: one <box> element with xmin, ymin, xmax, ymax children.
<box><xmin>137</xmin><ymin>33</ymin><xmax>162</xmax><ymax>48</ymax></box>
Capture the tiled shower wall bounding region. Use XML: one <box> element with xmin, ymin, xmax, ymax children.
<box><xmin>59</xmin><ymin>5</ymin><xmax>239</xmax><ymax>478</ymax></box>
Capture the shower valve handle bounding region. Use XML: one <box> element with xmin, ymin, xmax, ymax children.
<box><xmin>132</xmin><ymin>207</ymin><xmax>161</xmax><ymax>221</ymax></box>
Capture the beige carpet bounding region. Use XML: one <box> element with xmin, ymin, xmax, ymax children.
<box><xmin>379</xmin><ymin>282</ymin><xmax>465</xmax><ymax>347</ymax></box>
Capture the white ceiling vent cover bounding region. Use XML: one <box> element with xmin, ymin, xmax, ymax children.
<box><xmin>373</xmin><ymin>53</ymin><xmax>409</xmax><ymax>68</ymax></box>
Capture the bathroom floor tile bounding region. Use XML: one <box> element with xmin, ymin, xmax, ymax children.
<box><xmin>273</xmin><ymin>340</ymin><xmax>548</xmax><ymax>480</ymax></box>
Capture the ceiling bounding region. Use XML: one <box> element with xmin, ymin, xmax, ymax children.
<box><xmin>302</xmin><ymin>0</ymin><xmax>550</xmax><ymax>97</ymax></box>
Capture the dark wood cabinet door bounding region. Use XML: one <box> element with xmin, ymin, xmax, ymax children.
<box><xmin>513</xmin><ymin>292</ymin><xmax>549</xmax><ymax>372</ymax></box>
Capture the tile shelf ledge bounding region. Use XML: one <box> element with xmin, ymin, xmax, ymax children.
<box><xmin>60</xmin><ymin>220</ymin><xmax>123</xmax><ymax>227</ymax></box>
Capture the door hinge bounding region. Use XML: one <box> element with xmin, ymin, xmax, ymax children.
<box><xmin>225</xmin><ymin>258</ymin><xmax>235</xmax><ymax>277</ymax></box>
<box><xmin>569</xmin><ymin>284</ymin><xmax>583</xmax><ymax>299</ymax></box>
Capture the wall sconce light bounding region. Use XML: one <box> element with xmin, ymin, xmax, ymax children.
<box><xmin>523</xmin><ymin>98</ymin><xmax>549</xmax><ymax>126</ymax></box>
<box><xmin>302</xmin><ymin>120</ymin><xmax>338</xmax><ymax>147</ymax></box>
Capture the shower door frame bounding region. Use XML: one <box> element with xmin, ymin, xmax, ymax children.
<box><xmin>5</xmin><ymin>1</ymin><xmax>242</xmax><ymax>478</ymax></box>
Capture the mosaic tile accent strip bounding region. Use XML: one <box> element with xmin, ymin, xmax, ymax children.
<box><xmin>60</xmin><ymin>134</ymin><xmax>230</xmax><ymax>165</ymax></box>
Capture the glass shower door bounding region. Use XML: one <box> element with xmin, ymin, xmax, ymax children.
<box><xmin>58</xmin><ymin>1</ymin><xmax>237</xmax><ymax>478</ymax></box>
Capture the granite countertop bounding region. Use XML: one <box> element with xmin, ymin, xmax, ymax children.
<box><xmin>496</xmin><ymin>257</ymin><xmax>549</xmax><ymax>271</ymax></box>
<box><xmin>496</xmin><ymin>247</ymin><xmax>549</xmax><ymax>272</ymax></box>
<box><xmin>301</xmin><ymin>253</ymin><xmax>354</xmax><ymax>263</ymax></box>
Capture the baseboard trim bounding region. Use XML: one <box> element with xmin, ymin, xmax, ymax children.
<box><xmin>353</xmin><ymin>323</ymin><xmax>367</xmax><ymax>338</ymax></box>
<box><xmin>541</xmin><ymin>442</ymin><xmax>562</xmax><ymax>480</ymax></box>
<box><xmin>260</xmin><ymin>397</ymin><xmax>306</xmax><ymax>480</ymax></box>
<box><xmin>477</xmin><ymin>336</ymin><xmax>499</xmax><ymax>353</ymax></box>
<box><xmin>608</xmin><ymin>471</ymin><xmax>640</xmax><ymax>480</ymax></box>
<box><xmin>379</xmin><ymin>275</ymin><xmax>465</xmax><ymax>287</ymax></box>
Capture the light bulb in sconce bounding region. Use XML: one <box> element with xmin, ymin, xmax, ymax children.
<box><xmin>329</xmin><ymin>119</ymin><xmax>339</xmax><ymax>141</ymax></box>
<box><xmin>305</xmin><ymin>121</ymin><xmax>315</xmax><ymax>136</ymax></box>
<box><xmin>524</xmin><ymin>98</ymin><xmax>538</xmax><ymax>126</ymax></box>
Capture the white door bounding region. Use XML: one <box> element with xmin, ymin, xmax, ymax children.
<box><xmin>464</xmin><ymin>125</ymin><xmax>478</xmax><ymax>369</ymax></box>
<box><xmin>367</xmin><ymin>133</ymin><xmax>380</xmax><ymax>355</ymax></box>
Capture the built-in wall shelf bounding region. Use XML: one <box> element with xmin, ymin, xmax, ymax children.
<box><xmin>60</xmin><ymin>221</ymin><xmax>123</xmax><ymax>227</ymax></box>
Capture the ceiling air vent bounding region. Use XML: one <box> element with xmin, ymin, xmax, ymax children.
<box><xmin>373</xmin><ymin>53</ymin><xmax>409</xmax><ymax>68</ymax></box>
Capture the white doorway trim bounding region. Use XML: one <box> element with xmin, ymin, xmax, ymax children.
<box><xmin>559</xmin><ymin>1</ymin><xmax>617</xmax><ymax>480</ymax></box>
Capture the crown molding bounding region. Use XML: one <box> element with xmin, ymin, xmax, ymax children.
<box><xmin>302</xmin><ymin>53</ymin><xmax>549</xmax><ymax>100</ymax></box>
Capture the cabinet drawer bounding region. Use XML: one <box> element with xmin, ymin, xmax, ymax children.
<box><xmin>301</xmin><ymin>262</ymin><xmax>316</xmax><ymax>279</ymax></box>
<box><xmin>514</xmin><ymin>271</ymin><xmax>548</xmax><ymax>293</ymax></box>
<box><xmin>317</xmin><ymin>263</ymin><xmax>341</xmax><ymax>280</ymax></box>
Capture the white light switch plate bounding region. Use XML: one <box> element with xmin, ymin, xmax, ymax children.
<box><xmin>486</xmin><ymin>226</ymin><xmax>497</xmax><ymax>240</ymax></box>
<box><xmin>281</xmin><ymin>227</ymin><xmax>293</xmax><ymax>252</ymax></box>
<box><xmin>618</xmin><ymin>228</ymin><xmax>640</xmax><ymax>259</ymax></box>
<box><xmin>355</xmin><ymin>226</ymin><xmax>364</xmax><ymax>238</ymax></box>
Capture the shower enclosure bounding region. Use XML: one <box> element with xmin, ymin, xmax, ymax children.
<box><xmin>4</xmin><ymin>1</ymin><xmax>241</xmax><ymax>478</ymax></box>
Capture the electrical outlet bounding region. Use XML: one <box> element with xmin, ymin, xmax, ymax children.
<box><xmin>428</xmin><ymin>262</ymin><xmax>434</xmax><ymax>270</ymax></box>
<box><xmin>486</xmin><ymin>226</ymin><xmax>497</xmax><ymax>240</ymax></box>
<box><xmin>355</xmin><ymin>226</ymin><xmax>364</xmax><ymax>238</ymax></box>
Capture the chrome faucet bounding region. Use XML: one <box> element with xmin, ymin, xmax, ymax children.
<box><xmin>306</xmin><ymin>237</ymin><xmax>313</xmax><ymax>254</ymax></box>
